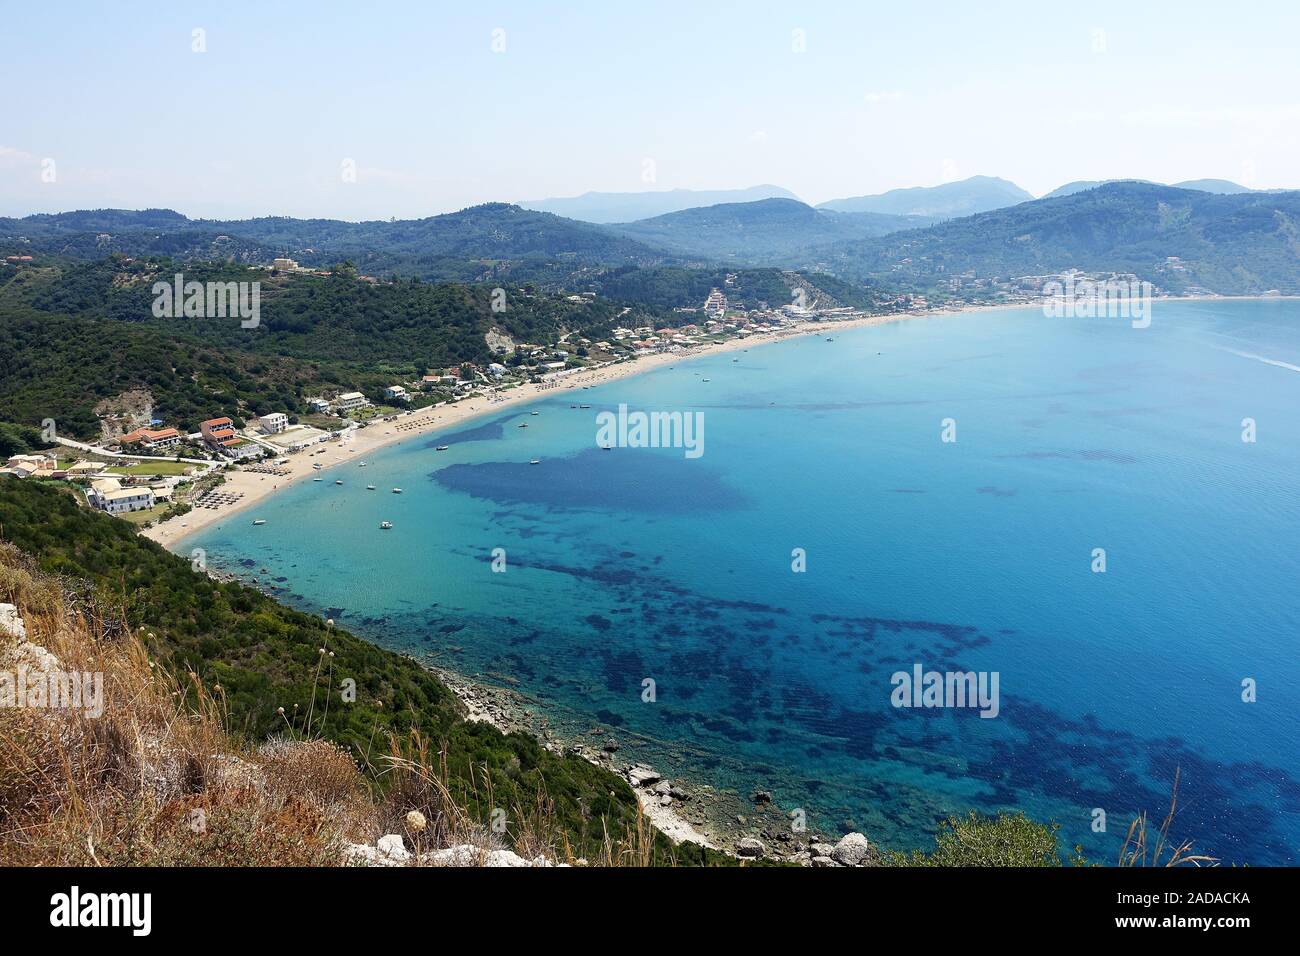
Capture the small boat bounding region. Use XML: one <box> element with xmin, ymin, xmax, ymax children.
<box><xmin>702</xmin><ymin>378</ymin><xmax>711</xmax><ymax>383</ymax></box>
<box><xmin>335</xmin><ymin>480</ymin><xmax>343</xmax><ymax>485</ymax></box>
<box><xmin>580</xmin><ymin>404</ymin><xmax>590</xmax><ymax>409</ymax></box>
<box><xmin>529</xmin><ymin>459</ymin><xmax>540</xmax><ymax>465</ymax></box>
<box><xmin>366</xmin><ymin>484</ymin><xmax>376</xmax><ymax>490</ymax></box>
<box><xmin>517</xmin><ymin>422</ymin><xmax>528</xmax><ymax>428</ymax></box>
<box><xmin>379</xmin><ymin>521</ymin><xmax>393</xmax><ymax>530</ymax></box>
<box><xmin>570</xmin><ymin>405</ymin><xmax>577</xmax><ymax>409</ymax></box>
<box><xmin>436</xmin><ymin>445</ymin><xmax>449</xmax><ymax>451</ymax></box>
<box><xmin>531</xmin><ymin>411</ymin><xmax>539</xmax><ymax>416</ymax></box>
<box><xmin>359</xmin><ymin>461</ymin><xmax>367</xmax><ymax>467</ymax></box>
<box><xmin>313</xmin><ymin>478</ymin><xmax>323</xmax><ymax>482</ymax></box>
<box><xmin>252</xmin><ymin>519</ymin><xmax>266</xmax><ymax>526</ymax></box>
<box><xmin>392</xmin><ymin>488</ymin><xmax>403</xmax><ymax>494</ymax></box>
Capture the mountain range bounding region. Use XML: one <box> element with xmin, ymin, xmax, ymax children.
<box><xmin>1042</xmin><ymin>178</ymin><xmax>1258</xmax><ymax>199</ymax></box>
<box><xmin>814</xmin><ymin>181</ymin><xmax>1300</xmax><ymax>294</ymax></box>
<box><xmin>607</xmin><ymin>198</ymin><xmax>935</xmax><ymax>261</ymax></box>
<box><xmin>518</xmin><ymin>185</ymin><xmax>799</xmax><ymax>223</ymax></box>
<box><xmin>816</xmin><ymin>175</ymin><xmax>1034</xmax><ymax>217</ymax></box>
<box><xmin>4</xmin><ymin>179</ymin><xmax>1298</xmax><ymax>298</ymax></box>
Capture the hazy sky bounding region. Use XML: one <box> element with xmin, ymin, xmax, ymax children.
<box><xmin>3</xmin><ymin>0</ymin><xmax>1298</xmax><ymax>220</ymax></box>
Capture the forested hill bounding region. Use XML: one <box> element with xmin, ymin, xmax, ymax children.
<box><xmin>0</xmin><ymin>204</ymin><xmax>678</xmax><ymax>283</ymax></box>
<box><xmin>607</xmin><ymin>198</ymin><xmax>935</xmax><ymax>262</ymax></box>
<box><xmin>0</xmin><ymin>253</ymin><xmax>877</xmax><ymax>442</ymax></box>
<box><xmin>814</xmin><ymin>182</ymin><xmax>1300</xmax><ymax>294</ymax></box>
<box><xmin>0</xmin><ymin>255</ymin><xmax>646</xmax><ymax>440</ymax></box>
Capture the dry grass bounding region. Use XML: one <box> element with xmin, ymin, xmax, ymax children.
<box><xmin>0</xmin><ymin>544</ymin><xmax>665</xmax><ymax>867</ymax></box>
<box><xmin>1117</xmin><ymin>769</ymin><xmax>1218</xmax><ymax>867</ymax></box>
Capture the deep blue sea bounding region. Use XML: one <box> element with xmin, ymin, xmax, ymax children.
<box><xmin>185</xmin><ymin>300</ymin><xmax>1300</xmax><ymax>864</ymax></box>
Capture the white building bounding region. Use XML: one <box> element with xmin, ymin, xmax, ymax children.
<box><xmin>384</xmin><ymin>385</ymin><xmax>410</xmax><ymax>402</ymax></box>
<box><xmin>704</xmin><ymin>289</ymin><xmax>728</xmax><ymax>318</ymax></box>
<box><xmin>306</xmin><ymin>398</ymin><xmax>331</xmax><ymax>413</ymax></box>
<box><xmin>335</xmin><ymin>392</ymin><xmax>369</xmax><ymax>412</ymax></box>
<box><xmin>272</xmin><ymin>258</ymin><xmax>299</xmax><ymax>272</ymax></box>
<box><xmin>86</xmin><ymin>478</ymin><xmax>155</xmax><ymax>514</ymax></box>
<box><xmin>257</xmin><ymin>413</ymin><xmax>290</xmax><ymax>434</ymax></box>
<box><xmin>2</xmin><ymin>454</ymin><xmax>56</xmax><ymax>478</ymax></box>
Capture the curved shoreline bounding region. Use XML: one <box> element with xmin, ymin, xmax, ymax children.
<box><xmin>143</xmin><ymin>304</ymin><xmax>1007</xmax><ymax>550</ymax></box>
<box><xmin>146</xmin><ymin>293</ymin><xmax>1293</xmax><ymax>551</ymax></box>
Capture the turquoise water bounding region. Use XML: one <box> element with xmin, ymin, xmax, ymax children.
<box><xmin>187</xmin><ymin>300</ymin><xmax>1300</xmax><ymax>864</ymax></box>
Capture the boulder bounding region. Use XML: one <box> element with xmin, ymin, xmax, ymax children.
<box><xmin>376</xmin><ymin>834</ymin><xmax>411</xmax><ymax>863</ymax></box>
<box><xmin>752</xmin><ymin>790</ymin><xmax>772</xmax><ymax>805</ymax></box>
<box><xmin>0</xmin><ymin>604</ymin><xmax>25</xmax><ymax>640</ymax></box>
<box><xmin>831</xmin><ymin>832</ymin><xmax>874</xmax><ymax>866</ymax></box>
<box><xmin>627</xmin><ymin>766</ymin><xmax>660</xmax><ymax>787</ymax></box>
<box><xmin>736</xmin><ymin>837</ymin><xmax>766</xmax><ymax>858</ymax></box>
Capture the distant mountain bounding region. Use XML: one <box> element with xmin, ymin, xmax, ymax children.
<box><xmin>1045</xmin><ymin>178</ymin><xmax>1254</xmax><ymax>199</ymax></box>
<box><xmin>518</xmin><ymin>185</ymin><xmax>800</xmax><ymax>224</ymax></box>
<box><xmin>1170</xmin><ymin>178</ymin><xmax>1255</xmax><ymax>194</ymax></box>
<box><xmin>817</xmin><ymin>182</ymin><xmax>1300</xmax><ymax>295</ymax></box>
<box><xmin>817</xmin><ymin>176</ymin><xmax>1033</xmax><ymax>217</ymax></box>
<box><xmin>607</xmin><ymin>198</ymin><xmax>934</xmax><ymax>262</ymax></box>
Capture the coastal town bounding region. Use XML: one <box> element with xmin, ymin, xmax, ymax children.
<box><xmin>0</xmin><ymin>281</ymin><xmax>898</xmax><ymax>533</ymax></box>
<box><xmin>0</xmin><ymin>260</ymin><xmax>1224</xmax><ymax>537</ymax></box>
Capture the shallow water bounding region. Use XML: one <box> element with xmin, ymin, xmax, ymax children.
<box><xmin>187</xmin><ymin>300</ymin><xmax>1300</xmax><ymax>863</ymax></box>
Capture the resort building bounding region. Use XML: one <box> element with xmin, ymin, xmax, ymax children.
<box><xmin>86</xmin><ymin>477</ymin><xmax>155</xmax><ymax>514</ymax></box>
<box><xmin>1</xmin><ymin>454</ymin><xmax>57</xmax><ymax>478</ymax></box>
<box><xmin>384</xmin><ymin>385</ymin><xmax>410</xmax><ymax>402</ymax></box>
<box><xmin>200</xmin><ymin>417</ymin><xmax>263</xmax><ymax>460</ymax></box>
<box><xmin>335</xmin><ymin>392</ymin><xmax>369</xmax><ymax>412</ymax></box>
<box><xmin>272</xmin><ymin>257</ymin><xmax>299</xmax><ymax>272</ymax></box>
<box><xmin>257</xmin><ymin>413</ymin><xmax>290</xmax><ymax>434</ymax></box>
<box><xmin>200</xmin><ymin>417</ymin><xmax>238</xmax><ymax>448</ymax></box>
<box><xmin>704</xmin><ymin>288</ymin><xmax>728</xmax><ymax>318</ymax></box>
<box><xmin>306</xmin><ymin>397</ymin><xmax>331</xmax><ymax>413</ymax></box>
<box><xmin>118</xmin><ymin>427</ymin><xmax>181</xmax><ymax>450</ymax></box>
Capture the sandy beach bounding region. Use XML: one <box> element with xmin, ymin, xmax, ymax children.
<box><xmin>143</xmin><ymin>306</ymin><xmax>984</xmax><ymax>549</ymax></box>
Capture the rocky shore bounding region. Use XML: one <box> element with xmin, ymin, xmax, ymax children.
<box><xmin>430</xmin><ymin>661</ymin><xmax>880</xmax><ymax>866</ymax></box>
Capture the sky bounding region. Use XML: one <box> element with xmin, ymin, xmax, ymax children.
<box><xmin>2</xmin><ymin>0</ymin><xmax>1299</xmax><ymax>220</ymax></box>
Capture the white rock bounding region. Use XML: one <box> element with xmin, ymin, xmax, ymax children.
<box><xmin>0</xmin><ymin>604</ymin><xmax>26</xmax><ymax>640</ymax></box>
<box><xmin>627</xmin><ymin>766</ymin><xmax>660</xmax><ymax>787</ymax></box>
<box><xmin>342</xmin><ymin>843</ymin><xmax>387</xmax><ymax>867</ymax></box>
<box><xmin>422</xmin><ymin>844</ymin><xmax>557</xmax><ymax>867</ymax></box>
<box><xmin>831</xmin><ymin>832</ymin><xmax>873</xmax><ymax>866</ymax></box>
<box><xmin>485</xmin><ymin>849</ymin><xmax>533</xmax><ymax>867</ymax></box>
<box><xmin>376</xmin><ymin>834</ymin><xmax>411</xmax><ymax>863</ymax></box>
<box><xmin>425</xmin><ymin>844</ymin><xmax>482</xmax><ymax>867</ymax></box>
<box><xmin>737</xmin><ymin>837</ymin><xmax>766</xmax><ymax>858</ymax></box>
